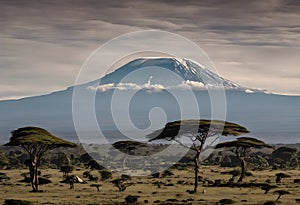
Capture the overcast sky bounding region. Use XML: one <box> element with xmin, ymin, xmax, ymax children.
<box><xmin>1</xmin><ymin>0</ymin><xmax>300</xmax><ymax>100</ymax></box>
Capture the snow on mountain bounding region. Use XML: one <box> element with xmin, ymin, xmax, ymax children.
<box><xmin>1</xmin><ymin>57</ymin><xmax>299</xmax><ymax>144</ymax></box>
<box><xmin>89</xmin><ymin>57</ymin><xmax>253</xmax><ymax>93</ymax></box>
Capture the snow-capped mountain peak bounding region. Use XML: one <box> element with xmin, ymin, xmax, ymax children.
<box><xmin>97</xmin><ymin>57</ymin><xmax>244</xmax><ymax>91</ymax></box>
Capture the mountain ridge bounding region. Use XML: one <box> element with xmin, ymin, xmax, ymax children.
<box><xmin>99</xmin><ymin>57</ymin><xmax>244</xmax><ymax>89</ymax></box>
<box><xmin>0</xmin><ymin>57</ymin><xmax>299</xmax><ymax>144</ymax></box>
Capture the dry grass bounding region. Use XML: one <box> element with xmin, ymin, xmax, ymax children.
<box><xmin>0</xmin><ymin>166</ymin><xmax>300</xmax><ymax>204</ymax></box>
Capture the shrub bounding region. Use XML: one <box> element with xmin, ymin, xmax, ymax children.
<box><xmin>38</xmin><ymin>177</ymin><xmax>52</xmax><ymax>185</ymax></box>
<box><xmin>294</xmin><ymin>179</ymin><xmax>300</xmax><ymax>183</ymax></box>
<box><xmin>219</xmin><ymin>198</ymin><xmax>235</xmax><ymax>204</ymax></box>
<box><xmin>161</xmin><ymin>170</ymin><xmax>174</xmax><ymax>177</ymax></box>
<box><xmin>100</xmin><ymin>170</ymin><xmax>112</xmax><ymax>181</ymax></box>
<box><xmin>4</xmin><ymin>199</ymin><xmax>32</xmax><ymax>205</ymax></box>
<box><xmin>121</xmin><ymin>174</ymin><xmax>131</xmax><ymax>180</ymax></box>
<box><xmin>125</xmin><ymin>195</ymin><xmax>139</xmax><ymax>203</ymax></box>
<box><xmin>151</xmin><ymin>172</ymin><xmax>160</xmax><ymax>178</ymax></box>
<box><xmin>111</xmin><ymin>178</ymin><xmax>133</xmax><ymax>191</ymax></box>
<box><xmin>263</xmin><ymin>201</ymin><xmax>275</xmax><ymax>205</ymax></box>
<box><xmin>83</xmin><ymin>171</ymin><xmax>91</xmax><ymax>178</ymax></box>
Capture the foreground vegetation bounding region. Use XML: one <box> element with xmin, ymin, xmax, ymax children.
<box><xmin>0</xmin><ymin>142</ymin><xmax>300</xmax><ymax>204</ymax></box>
<box><xmin>0</xmin><ymin>165</ymin><xmax>300</xmax><ymax>205</ymax></box>
<box><xmin>0</xmin><ymin>125</ymin><xmax>300</xmax><ymax>204</ymax></box>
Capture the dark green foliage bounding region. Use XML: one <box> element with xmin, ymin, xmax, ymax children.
<box><xmin>80</xmin><ymin>153</ymin><xmax>93</xmax><ymax>163</ymax></box>
<box><xmin>125</xmin><ymin>195</ymin><xmax>139</xmax><ymax>203</ymax></box>
<box><xmin>218</xmin><ymin>198</ymin><xmax>235</xmax><ymax>204</ymax></box>
<box><xmin>151</xmin><ymin>172</ymin><xmax>160</xmax><ymax>178</ymax></box>
<box><xmin>294</xmin><ymin>179</ymin><xmax>300</xmax><ymax>183</ymax></box>
<box><xmin>112</xmin><ymin>141</ymin><xmax>148</xmax><ymax>156</ymax></box>
<box><xmin>83</xmin><ymin>171</ymin><xmax>90</xmax><ymax>178</ymax></box>
<box><xmin>60</xmin><ymin>165</ymin><xmax>73</xmax><ymax>178</ymax></box>
<box><xmin>261</xmin><ymin>184</ymin><xmax>277</xmax><ymax>194</ymax></box>
<box><xmin>272</xmin><ymin>146</ymin><xmax>297</xmax><ymax>160</ymax></box>
<box><xmin>100</xmin><ymin>170</ymin><xmax>112</xmax><ymax>181</ymax></box>
<box><xmin>161</xmin><ymin>170</ymin><xmax>174</xmax><ymax>177</ymax></box>
<box><xmin>121</xmin><ymin>174</ymin><xmax>131</xmax><ymax>180</ymax></box>
<box><xmin>0</xmin><ymin>151</ymin><xmax>9</xmax><ymax>168</ymax></box>
<box><xmin>4</xmin><ymin>199</ymin><xmax>32</xmax><ymax>205</ymax></box>
<box><xmin>217</xmin><ymin>155</ymin><xmax>240</xmax><ymax>167</ymax></box>
<box><xmin>86</xmin><ymin>160</ymin><xmax>105</xmax><ymax>170</ymax></box>
<box><xmin>111</xmin><ymin>178</ymin><xmax>133</xmax><ymax>191</ymax></box>
<box><xmin>148</xmin><ymin>119</ymin><xmax>249</xmax><ymax>193</ymax></box>
<box><xmin>263</xmin><ymin>201</ymin><xmax>275</xmax><ymax>205</ymax></box>
<box><xmin>272</xmin><ymin>146</ymin><xmax>298</xmax><ymax>168</ymax></box>
<box><xmin>38</xmin><ymin>177</ymin><xmax>52</xmax><ymax>185</ymax></box>
<box><xmin>246</xmin><ymin>153</ymin><xmax>270</xmax><ymax>170</ymax></box>
<box><xmin>170</xmin><ymin>163</ymin><xmax>189</xmax><ymax>170</ymax></box>
<box><xmin>80</xmin><ymin>171</ymin><xmax>98</xmax><ymax>182</ymax></box>
<box><xmin>216</xmin><ymin>137</ymin><xmax>271</xmax><ymax>182</ymax></box>
<box><xmin>90</xmin><ymin>184</ymin><xmax>101</xmax><ymax>191</ymax></box>
<box><xmin>148</xmin><ymin>120</ymin><xmax>249</xmax><ymax>142</ymax></box>
<box><xmin>5</xmin><ymin>127</ymin><xmax>76</xmax><ymax>148</ymax></box>
<box><xmin>275</xmin><ymin>172</ymin><xmax>291</xmax><ymax>183</ymax></box>
<box><xmin>50</xmin><ymin>152</ymin><xmax>70</xmax><ymax>168</ymax></box>
<box><xmin>4</xmin><ymin>127</ymin><xmax>76</xmax><ymax>191</ymax></box>
<box><xmin>274</xmin><ymin>190</ymin><xmax>290</xmax><ymax>201</ymax></box>
<box><xmin>216</xmin><ymin>137</ymin><xmax>272</xmax><ymax>149</ymax></box>
<box><xmin>166</xmin><ymin>198</ymin><xmax>179</xmax><ymax>202</ymax></box>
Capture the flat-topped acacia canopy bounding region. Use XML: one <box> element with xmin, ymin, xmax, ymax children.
<box><xmin>4</xmin><ymin>126</ymin><xmax>76</xmax><ymax>192</ymax></box>
<box><xmin>148</xmin><ymin>119</ymin><xmax>249</xmax><ymax>141</ymax></box>
<box><xmin>5</xmin><ymin>126</ymin><xmax>76</xmax><ymax>148</ymax></box>
<box><xmin>215</xmin><ymin>137</ymin><xmax>272</xmax><ymax>182</ymax></box>
<box><xmin>147</xmin><ymin>119</ymin><xmax>249</xmax><ymax>193</ymax></box>
<box><xmin>215</xmin><ymin>137</ymin><xmax>273</xmax><ymax>149</ymax></box>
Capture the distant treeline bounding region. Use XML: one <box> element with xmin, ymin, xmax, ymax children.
<box><xmin>0</xmin><ymin>143</ymin><xmax>299</xmax><ymax>170</ymax></box>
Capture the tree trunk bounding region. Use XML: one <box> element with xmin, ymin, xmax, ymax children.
<box><xmin>237</xmin><ymin>157</ymin><xmax>246</xmax><ymax>183</ymax></box>
<box><xmin>29</xmin><ymin>155</ymin><xmax>39</xmax><ymax>191</ymax></box>
<box><xmin>122</xmin><ymin>155</ymin><xmax>127</xmax><ymax>171</ymax></box>
<box><xmin>276</xmin><ymin>194</ymin><xmax>281</xmax><ymax>201</ymax></box>
<box><xmin>193</xmin><ymin>151</ymin><xmax>200</xmax><ymax>193</ymax></box>
<box><xmin>29</xmin><ymin>163</ymin><xmax>35</xmax><ymax>191</ymax></box>
<box><xmin>34</xmin><ymin>163</ymin><xmax>38</xmax><ymax>191</ymax></box>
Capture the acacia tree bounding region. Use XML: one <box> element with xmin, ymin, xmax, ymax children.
<box><xmin>112</xmin><ymin>140</ymin><xmax>149</xmax><ymax>170</ymax></box>
<box><xmin>216</xmin><ymin>137</ymin><xmax>272</xmax><ymax>182</ymax></box>
<box><xmin>5</xmin><ymin>127</ymin><xmax>76</xmax><ymax>191</ymax></box>
<box><xmin>112</xmin><ymin>140</ymin><xmax>165</xmax><ymax>170</ymax></box>
<box><xmin>148</xmin><ymin>119</ymin><xmax>249</xmax><ymax>193</ymax></box>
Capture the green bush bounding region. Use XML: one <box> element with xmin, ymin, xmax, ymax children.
<box><xmin>100</xmin><ymin>170</ymin><xmax>112</xmax><ymax>181</ymax></box>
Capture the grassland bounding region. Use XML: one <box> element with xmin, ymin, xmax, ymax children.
<box><xmin>0</xmin><ymin>166</ymin><xmax>300</xmax><ymax>205</ymax></box>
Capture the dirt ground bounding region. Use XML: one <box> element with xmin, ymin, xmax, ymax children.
<box><xmin>0</xmin><ymin>166</ymin><xmax>300</xmax><ymax>205</ymax></box>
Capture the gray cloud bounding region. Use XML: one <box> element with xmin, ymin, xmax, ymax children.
<box><xmin>0</xmin><ymin>0</ymin><xmax>299</xmax><ymax>99</ymax></box>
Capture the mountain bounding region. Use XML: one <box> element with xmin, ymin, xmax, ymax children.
<box><xmin>0</xmin><ymin>57</ymin><xmax>299</xmax><ymax>144</ymax></box>
<box><xmin>99</xmin><ymin>57</ymin><xmax>241</xmax><ymax>88</ymax></box>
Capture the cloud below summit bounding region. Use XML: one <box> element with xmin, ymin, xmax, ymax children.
<box><xmin>87</xmin><ymin>80</ymin><xmax>244</xmax><ymax>93</ymax></box>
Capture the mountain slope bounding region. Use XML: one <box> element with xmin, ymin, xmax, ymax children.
<box><xmin>0</xmin><ymin>57</ymin><xmax>299</xmax><ymax>144</ymax></box>
<box><xmin>100</xmin><ymin>57</ymin><xmax>242</xmax><ymax>88</ymax></box>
